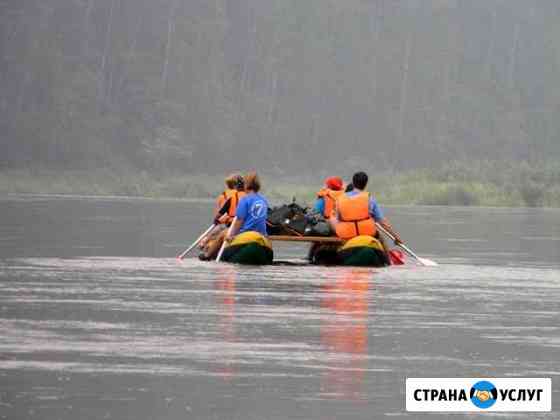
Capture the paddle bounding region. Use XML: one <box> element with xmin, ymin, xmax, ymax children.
<box><xmin>177</xmin><ymin>197</ymin><xmax>233</xmax><ymax>259</ymax></box>
<box><xmin>216</xmin><ymin>216</ymin><xmax>237</xmax><ymax>262</ymax></box>
<box><xmin>376</xmin><ymin>223</ymin><xmax>438</xmax><ymax>267</ymax></box>
<box><xmin>177</xmin><ymin>223</ymin><xmax>216</xmax><ymax>260</ymax></box>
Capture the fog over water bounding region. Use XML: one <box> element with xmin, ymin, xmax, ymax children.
<box><xmin>1</xmin><ymin>0</ymin><xmax>560</xmax><ymax>175</ymax></box>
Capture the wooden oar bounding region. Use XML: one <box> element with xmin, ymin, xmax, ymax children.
<box><xmin>177</xmin><ymin>223</ymin><xmax>216</xmax><ymax>259</ymax></box>
<box><xmin>376</xmin><ymin>223</ymin><xmax>438</xmax><ymax>267</ymax></box>
<box><xmin>216</xmin><ymin>216</ymin><xmax>237</xmax><ymax>262</ymax></box>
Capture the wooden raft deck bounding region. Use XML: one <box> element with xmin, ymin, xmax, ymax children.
<box><xmin>269</xmin><ymin>235</ymin><xmax>344</xmax><ymax>244</ymax></box>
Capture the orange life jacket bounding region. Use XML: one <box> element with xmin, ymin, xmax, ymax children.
<box><xmin>316</xmin><ymin>188</ymin><xmax>344</xmax><ymax>219</ymax></box>
<box><xmin>216</xmin><ymin>189</ymin><xmax>246</xmax><ymax>224</ymax></box>
<box><xmin>215</xmin><ymin>190</ymin><xmax>229</xmax><ymax>217</ymax></box>
<box><xmin>335</xmin><ymin>192</ymin><xmax>376</xmax><ymax>239</ymax></box>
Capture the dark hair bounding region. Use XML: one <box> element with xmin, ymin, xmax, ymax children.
<box><xmin>244</xmin><ymin>171</ymin><xmax>261</xmax><ymax>192</ymax></box>
<box><xmin>345</xmin><ymin>183</ymin><xmax>354</xmax><ymax>193</ymax></box>
<box><xmin>352</xmin><ymin>172</ymin><xmax>368</xmax><ymax>190</ymax></box>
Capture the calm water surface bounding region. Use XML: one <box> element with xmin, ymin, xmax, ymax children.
<box><xmin>0</xmin><ymin>195</ymin><xmax>559</xmax><ymax>419</ymax></box>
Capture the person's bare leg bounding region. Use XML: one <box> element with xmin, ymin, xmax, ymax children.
<box><xmin>201</xmin><ymin>230</ymin><xmax>227</xmax><ymax>260</ymax></box>
<box><xmin>328</xmin><ymin>218</ymin><xmax>338</xmax><ymax>236</ymax></box>
<box><xmin>199</xmin><ymin>225</ymin><xmax>224</xmax><ymax>249</ymax></box>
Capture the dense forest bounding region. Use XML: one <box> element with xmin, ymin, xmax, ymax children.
<box><xmin>1</xmin><ymin>0</ymin><xmax>560</xmax><ymax>181</ymax></box>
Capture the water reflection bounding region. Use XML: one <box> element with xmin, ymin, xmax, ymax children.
<box><xmin>320</xmin><ymin>268</ymin><xmax>373</xmax><ymax>400</ymax></box>
<box><xmin>214</xmin><ymin>265</ymin><xmax>237</xmax><ymax>381</ymax></box>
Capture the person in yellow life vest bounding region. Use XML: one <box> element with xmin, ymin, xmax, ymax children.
<box><xmin>314</xmin><ymin>176</ymin><xmax>345</xmax><ymax>219</ymax></box>
<box><xmin>330</xmin><ymin>171</ymin><xmax>403</xmax><ymax>244</ymax></box>
<box><xmin>199</xmin><ymin>174</ymin><xmax>245</xmax><ymax>256</ymax></box>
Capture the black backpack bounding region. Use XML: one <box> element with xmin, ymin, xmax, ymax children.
<box><xmin>303</xmin><ymin>211</ymin><xmax>333</xmax><ymax>237</ymax></box>
<box><xmin>267</xmin><ymin>202</ymin><xmax>308</xmax><ymax>235</ymax></box>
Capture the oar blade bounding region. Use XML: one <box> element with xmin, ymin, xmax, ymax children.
<box><xmin>418</xmin><ymin>257</ymin><xmax>438</xmax><ymax>267</ymax></box>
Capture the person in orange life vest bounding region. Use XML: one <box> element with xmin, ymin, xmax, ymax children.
<box><xmin>330</xmin><ymin>171</ymin><xmax>402</xmax><ymax>244</ymax></box>
<box><xmin>199</xmin><ymin>174</ymin><xmax>245</xmax><ymax>256</ymax></box>
<box><xmin>314</xmin><ymin>176</ymin><xmax>345</xmax><ymax>219</ymax></box>
<box><xmin>307</xmin><ymin>176</ymin><xmax>344</xmax><ymax>260</ymax></box>
<box><xmin>213</xmin><ymin>173</ymin><xmax>246</xmax><ymax>225</ymax></box>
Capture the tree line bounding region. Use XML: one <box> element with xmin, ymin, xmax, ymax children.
<box><xmin>1</xmin><ymin>0</ymin><xmax>559</xmax><ymax>178</ymax></box>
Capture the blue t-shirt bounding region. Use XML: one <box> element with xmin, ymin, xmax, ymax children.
<box><xmin>314</xmin><ymin>197</ymin><xmax>325</xmax><ymax>214</ymax></box>
<box><xmin>344</xmin><ymin>190</ymin><xmax>384</xmax><ymax>221</ymax></box>
<box><xmin>235</xmin><ymin>192</ymin><xmax>269</xmax><ymax>235</ymax></box>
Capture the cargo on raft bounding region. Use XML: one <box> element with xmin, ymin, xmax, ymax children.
<box><xmin>215</xmin><ymin>233</ymin><xmax>404</xmax><ymax>267</ymax></box>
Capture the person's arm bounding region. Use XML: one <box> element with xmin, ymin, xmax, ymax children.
<box><xmin>213</xmin><ymin>198</ymin><xmax>231</xmax><ymax>224</ymax></box>
<box><xmin>377</xmin><ymin>218</ymin><xmax>402</xmax><ymax>245</ymax></box>
<box><xmin>327</xmin><ymin>201</ymin><xmax>340</xmax><ymax>232</ymax></box>
<box><xmin>225</xmin><ymin>196</ymin><xmax>248</xmax><ymax>241</ymax></box>
<box><xmin>225</xmin><ymin>218</ymin><xmax>243</xmax><ymax>242</ymax></box>
<box><xmin>370</xmin><ymin>198</ymin><xmax>403</xmax><ymax>244</ymax></box>
<box><xmin>333</xmin><ymin>199</ymin><xmax>341</xmax><ymax>221</ymax></box>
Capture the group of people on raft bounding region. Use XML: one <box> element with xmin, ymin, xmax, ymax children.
<box><xmin>198</xmin><ymin>170</ymin><xmax>404</xmax><ymax>261</ymax></box>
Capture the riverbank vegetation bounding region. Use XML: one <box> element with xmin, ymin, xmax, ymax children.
<box><xmin>377</xmin><ymin>160</ymin><xmax>560</xmax><ymax>207</ymax></box>
<box><xmin>2</xmin><ymin>160</ymin><xmax>559</xmax><ymax>208</ymax></box>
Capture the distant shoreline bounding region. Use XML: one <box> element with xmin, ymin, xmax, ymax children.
<box><xmin>3</xmin><ymin>192</ymin><xmax>560</xmax><ymax>213</ymax></box>
<box><xmin>1</xmin><ymin>162</ymin><xmax>559</xmax><ymax>208</ymax></box>
<box><xmin>0</xmin><ymin>192</ymin><xmax>215</xmax><ymax>203</ymax></box>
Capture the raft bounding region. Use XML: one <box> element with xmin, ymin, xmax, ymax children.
<box><xmin>221</xmin><ymin>231</ymin><xmax>274</xmax><ymax>265</ymax></box>
<box><xmin>336</xmin><ymin>235</ymin><xmax>390</xmax><ymax>267</ymax></box>
<box><xmin>270</xmin><ymin>235</ymin><xmax>390</xmax><ymax>267</ymax></box>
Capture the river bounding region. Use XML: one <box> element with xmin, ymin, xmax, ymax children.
<box><xmin>0</xmin><ymin>195</ymin><xmax>558</xmax><ymax>419</ymax></box>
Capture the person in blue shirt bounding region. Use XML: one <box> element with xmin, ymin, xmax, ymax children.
<box><xmin>225</xmin><ymin>171</ymin><xmax>269</xmax><ymax>241</ymax></box>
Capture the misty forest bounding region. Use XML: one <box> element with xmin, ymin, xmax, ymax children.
<box><xmin>1</xmin><ymin>0</ymin><xmax>559</xmax><ymax>206</ymax></box>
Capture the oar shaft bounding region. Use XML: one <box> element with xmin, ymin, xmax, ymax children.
<box><xmin>216</xmin><ymin>217</ymin><xmax>237</xmax><ymax>262</ymax></box>
<box><xmin>177</xmin><ymin>223</ymin><xmax>215</xmax><ymax>259</ymax></box>
<box><xmin>376</xmin><ymin>223</ymin><xmax>423</xmax><ymax>262</ymax></box>
<box><xmin>178</xmin><ymin>197</ymin><xmax>235</xmax><ymax>260</ymax></box>
<box><xmin>395</xmin><ymin>242</ymin><xmax>422</xmax><ymax>261</ymax></box>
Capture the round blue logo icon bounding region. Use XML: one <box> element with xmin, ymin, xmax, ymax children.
<box><xmin>251</xmin><ymin>201</ymin><xmax>266</xmax><ymax>218</ymax></box>
<box><xmin>470</xmin><ymin>381</ymin><xmax>498</xmax><ymax>409</ymax></box>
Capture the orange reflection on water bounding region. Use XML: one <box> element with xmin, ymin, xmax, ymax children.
<box><xmin>214</xmin><ymin>265</ymin><xmax>237</xmax><ymax>381</ymax></box>
<box><xmin>320</xmin><ymin>268</ymin><xmax>374</xmax><ymax>400</ymax></box>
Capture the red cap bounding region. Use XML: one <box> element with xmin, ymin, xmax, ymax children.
<box><xmin>325</xmin><ymin>176</ymin><xmax>343</xmax><ymax>191</ymax></box>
